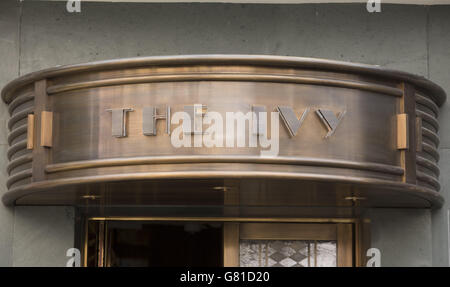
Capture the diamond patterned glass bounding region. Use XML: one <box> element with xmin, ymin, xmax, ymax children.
<box><xmin>239</xmin><ymin>240</ymin><xmax>336</xmax><ymax>267</ymax></box>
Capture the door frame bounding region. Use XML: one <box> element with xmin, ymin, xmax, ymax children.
<box><xmin>79</xmin><ymin>217</ymin><xmax>368</xmax><ymax>267</ymax></box>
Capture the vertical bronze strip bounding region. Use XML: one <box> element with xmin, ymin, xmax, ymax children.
<box><xmin>40</xmin><ymin>111</ymin><xmax>53</xmax><ymax>147</ymax></box>
<box><xmin>354</xmin><ymin>221</ymin><xmax>361</xmax><ymax>267</ymax></box>
<box><xmin>355</xmin><ymin>219</ymin><xmax>371</xmax><ymax>267</ymax></box>
<box><xmin>26</xmin><ymin>114</ymin><xmax>34</xmax><ymax>150</ymax></box>
<box><xmin>83</xmin><ymin>218</ymin><xmax>88</xmax><ymax>267</ymax></box>
<box><xmin>337</xmin><ymin>224</ymin><xmax>353</xmax><ymax>267</ymax></box>
<box><xmin>396</xmin><ymin>114</ymin><xmax>409</xmax><ymax>150</ymax></box>
<box><xmin>223</xmin><ymin>223</ymin><xmax>239</xmax><ymax>267</ymax></box>
<box><xmin>97</xmin><ymin>221</ymin><xmax>105</xmax><ymax>267</ymax></box>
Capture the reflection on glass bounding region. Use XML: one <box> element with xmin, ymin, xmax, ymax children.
<box><xmin>239</xmin><ymin>240</ymin><xmax>336</xmax><ymax>267</ymax></box>
<box><xmin>105</xmin><ymin>222</ymin><xmax>222</xmax><ymax>267</ymax></box>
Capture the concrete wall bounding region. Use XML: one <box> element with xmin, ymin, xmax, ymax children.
<box><xmin>0</xmin><ymin>0</ymin><xmax>19</xmax><ymax>267</ymax></box>
<box><xmin>0</xmin><ymin>0</ymin><xmax>449</xmax><ymax>266</ymax></box>
<box><xmin>429</xmin><ymin>5</ymin><xmax>450</xmax><ymax>267</ymax></box>
<box><xmin>366</xmin><ymin>209</ymin><xmax>434</xmax><ymax>267</ymax></box>
<box><xmin>11</xmin><ymin>207</ymin><xmax>75</xmax><ymax>267</ymax></box>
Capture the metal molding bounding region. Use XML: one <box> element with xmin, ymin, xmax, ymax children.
<box><xmin>45</xmin><ymin>155</ymin><xmax>404</xmax><ymax>176</ymax></box>
<box><xmin>2</xmin><ymin>55</ymin><xmax>446</xmax><ymax>105</ymax></box>
<box><xmin>45</xmin><ymin>73</ymin><xmax>404</xmax><ymax>97</ymax></box>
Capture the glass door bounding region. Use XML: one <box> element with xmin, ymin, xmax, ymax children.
<box><xmin>84</xmin><ymin>220</ymin><xmax>223</xmax><ymax>267</ymax></box>
<box><xmin>83</xmin><ymin>220</ymin><xmax>355</xmax><ymax>267</ymax></box>
<box><xmin>224</xmin><ymin>223</ymin><xmax>353</xmax><ymax>267</ymax></box>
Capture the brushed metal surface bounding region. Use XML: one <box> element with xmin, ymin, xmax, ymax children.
<box><xmin>44</xmin><ymin>155</ymin><xmax>405</xmax><ymax>175</ymax></box>
<box><xmin>2</xmin><ymin>55</ymin><xmax>445</xmax><ymax>104</ymax></box>
<box><xmin>0</xmin><ymin>55</ymin><xmax>446</xmax><ymax>210</ymax></box>
<box><xmin>44</xmin><ymin>73</ymin><xmax>404</xmax><ymax>97</ymax></box>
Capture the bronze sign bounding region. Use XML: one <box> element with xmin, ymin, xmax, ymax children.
<box><xmin>106</xmin><ymin>104</ymin><xmax>345</xmax><ymax>140</ymax></box>
<box><xmin>1</xmin><ymin>55</ymin><xmax>446</xmax><ymax>211</ymax></box>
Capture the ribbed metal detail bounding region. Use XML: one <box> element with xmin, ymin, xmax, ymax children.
<box><xmin>416</xmin><ymin>93</ymin><xmax>439</xmax><ymax>116</ymax></box>
<box><xmin>8</xmin><ymin>92</ymin><xmax>34</xmax><ymax>115</ymax></box>
<box><xmin>6</xmin><ymin>169</ymin><xmax>32</xmax><ymax>189</ymax></box>
<box><xmin>416</xmin><ymin>94</ymin><xmax>440</xmax><ymax>192</ymax></box>
<box><xmin>422</xmin><ymin>127</ymin><xmax>439</xmax><ymax>147</ymax></box>
<box><xmin>7</xmin><ymin>124</ymin><xmax>27</xmax><ymax>145</ymax></box>
<box><xmin>5</xmin><ymin>97</ymin><xmax>35</xmax><ymax>190</ymax></box>
<box><xmin>416</xmin><ymin>110</ymin><xmax>439</xmax><ymax>132</ymax></box>
<box><xmin>416</xmin><ymin>156</ymin><xmax>440</xmax><ymax>177</ymax></box>
<box><xmin>7</xmin><ymin>106</ymin><xmax>33</xmax><ymax>130</ymax></box>
<box><xmin>7</xmin><ymin>153</ymin><xmax>33</xmax><ymax>175</ymax></box>
<box><xmin>6</xmin><ymin>140</ymin><xmax>27</xmax><ymax>161</ymax></box>
<box><xmin>416</xmin><ymin>171</ymin><xmax>440</xmax><ymax>190</ymax></box>
<box><xmin>422</xmin><ymin>142</ymin><xmax>439</xmax><ymax>162</ymax></box>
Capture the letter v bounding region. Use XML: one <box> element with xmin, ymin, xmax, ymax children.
<box><xmin>277</xmin><ymin>106</ymin><xmax>310</xmax><ymax>137</ymax></box>
<box><xmin>316</xmin><ymin>109</ymin><xmax>346</xmax><ymax>138</ymax></box>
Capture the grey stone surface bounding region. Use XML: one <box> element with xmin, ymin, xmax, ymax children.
<box><xmin>0</xmin><ymin>0</ymin><xmax>19</xmax><ymax>86</ymax></box>
<box><xmin>0</xmin><ymin>145</ymin><xmax>14</xmax><ymax>267</ymax></box>
<box><xmin>433</xmin><ymin>149</ymin><xmax>450</xmax><ymax>266</ymax></box>
<box><xmin>304</xmin><ymin>4</ymin><xmax>428</xmax><ymax>75</ymax></box>
<box><xmin>0</xmin><ymin>0</ymin><xmax>20</xmax><ymax>267</ymax></box>
<box><xmin>12</xmin><ymin>206</ymin><xmax>75</xmax><ymax>267</ymax></box>
<box><xmin>19</xmin><ymin>3</ymin><xmax>427</xmax><ymax>75</ymax></box>
<box><xmin>429</xmin><ymin>5</ymin><xmax>450</xmax><ymax>149</ymax></box>
<box><xmin>366</xmin><ymin>208</ymin><xmax>433</xmax><ymax>267</ymax></box>
<box><xmin>429</xmin><ymin>5</ymin><xmax>450</xmax><ymax>267</ymax></box>
<box><xmin>0</xmin><ymin>0</ymin><xmax>20</xmax><ymax>144</ymax></box>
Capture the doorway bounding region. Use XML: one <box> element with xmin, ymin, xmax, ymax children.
<box><xmin>85</xmin><ymin>221</ymin><xmax>222</xmax><ymax>267</ymax></box>
<box><xmin>83</xmin><ymin>219</ymin><xmax>357</xmax><ymax>267</ymax></box>
<box><xmin>224</xmin><ymin>223</ymin><xmax>353</xmax><ymax>267</ymax></box>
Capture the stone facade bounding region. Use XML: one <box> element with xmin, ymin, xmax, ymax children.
<box><xmin>0</xmin><ymin>1</ymin><xmax>448</xmax><ymax>266</ymax></box>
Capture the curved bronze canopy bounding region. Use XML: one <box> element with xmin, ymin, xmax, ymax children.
<box><xmin>1</xmin><ymin>55</ymin><xmax>446</xmax><ymax>210</ymax></box>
